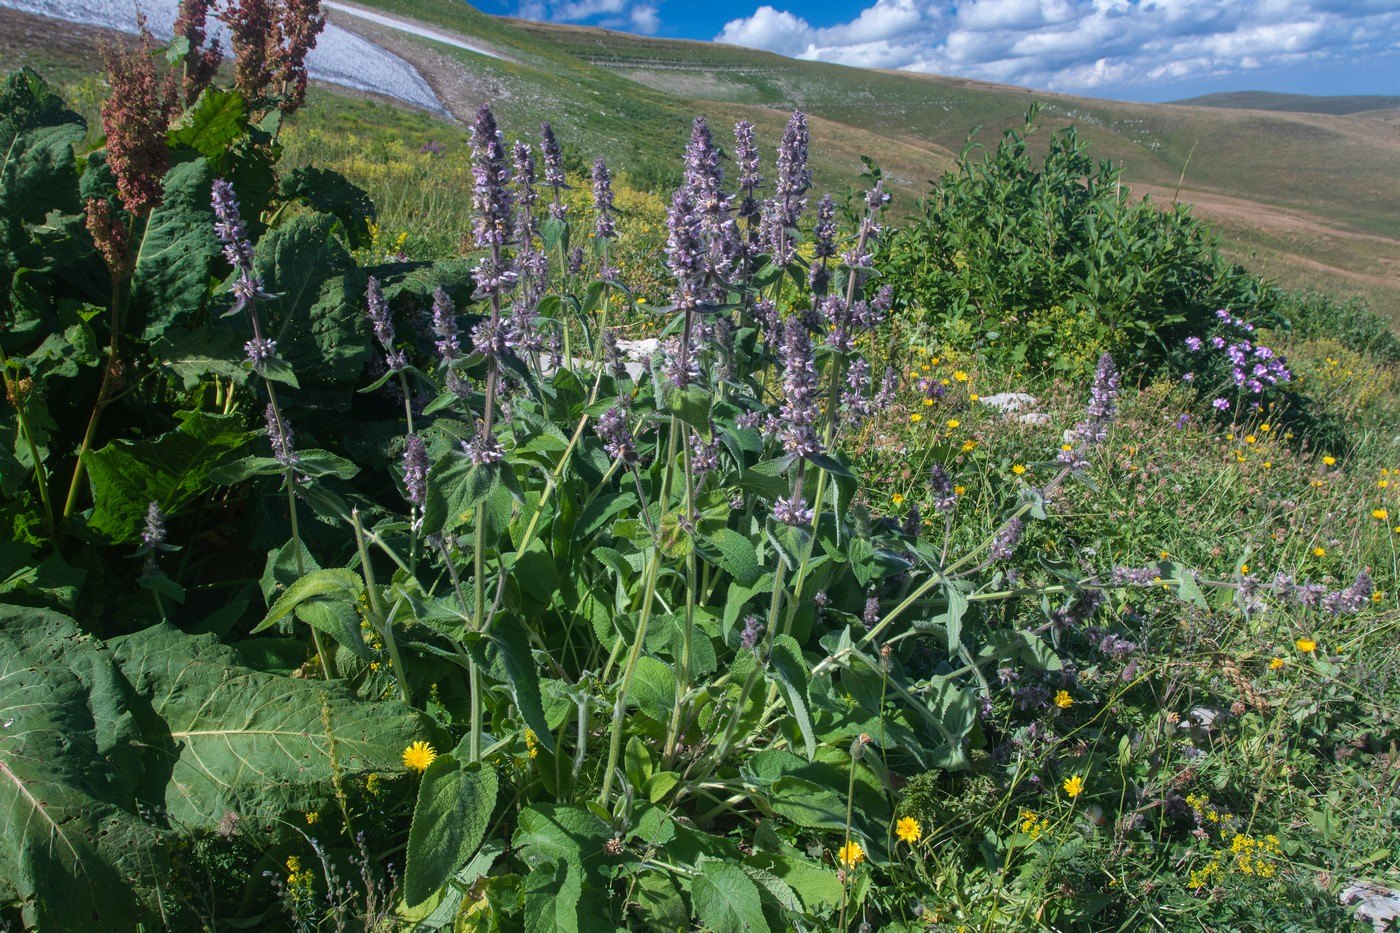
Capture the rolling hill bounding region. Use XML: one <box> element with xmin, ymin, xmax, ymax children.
<box><xmin>1172</xmin><ymin>91</ymin><xmax>1400</xmax><ymax>117</ymax></box>
<box><xmin>2</xmin><ymin>0</ymin><xmax>1397</xmax><ymax>320</ymax></box>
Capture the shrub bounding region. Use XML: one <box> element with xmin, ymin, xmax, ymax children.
<box><xmin>877</xmin><ymin>105</ymin><xmax>1273</xmax><ymax>376</ymax></box>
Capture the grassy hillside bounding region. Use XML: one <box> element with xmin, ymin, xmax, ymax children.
<box><xmin>1173</xmin><ymin>91</ymin><xmax>1400</xmax><ymax>116</ymax></box>
<box><xmin>3</xmin><ymin>0</ymin><xmax>1396</xmax><ymax>320</ymax></box>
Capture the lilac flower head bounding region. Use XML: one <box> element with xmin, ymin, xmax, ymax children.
<box><xmin>774</xmin><ymin>110</ymin><xmax>811</xmax><ymax>228</ymax></box>
<box><xmin>778</xmin><ymin>316</ymin><xmax>821</xmax><ymax>457</ymax></box>
<box><xmin>431</xmin><ymin>287</ymin><xmax>460</xmax><ymax>362</ymax></box>
<box><xmin>863</xmin><ymin>595</ymin><xmax>880</xmax><ymax>629</ymax></box>
<box><xmin>506</xmin><ymin>299</ymin><xmax>544</xmax><ymax>355</ymax></box>
<box><xmin>513</xmin><ymin>140</ymin><xmax>537</xmax><ymax>222</ymax></box>
<box><xmin>141</xmin><ymin>501</ymin><xmax>167</xmax><ymax>549</ymax></box>
<box><xmin>568</xmin><ymin>246</ymin><xmax>585</xmax><ymax>275</ymax></box>
<box><xmin>1213</xmin><ymin>397</ymin><xmax>1231</xmax><ymax>411</ymax></box>
<box><xmin>462</xmin><ymin>430</ymin><xmax>505</xmax><ymax>466</ymax></box>
<box><xmin>740</xmin><ymin>615</ymin><xmax>764</xmax><ymax>651</ymax></box>
<box><xmin>875</xmin><ymin>366</ymin><xmax>898</xmax><ymax>408</ymax></box>
<box><xmin>901</xmin><ymin>503</ymin><xmax>922</xmax><ymax>538</ymax></box>
<box><xmin>734</xmin><ymin>119</ymin><xmax>761</xmax><ymax>219</ymax></box>
<box><xmin>691</xmin><ymin>432</ymin><xmax>720</xmax><ymax>483</ymax></box>
<box><xmin>592</xmin><ymin>158</ymin><xmax>616</xmax><ymax>241</ymax></box>
<box><xmin>469</xmin><ymin>104</ymin><xmax>514</xmax><ymax>248</ymax></box>
<box><xmin>773</xmin><ymin>494</ymin><xmax>814</xmax><ymax>526</ymax></box>
<box><xmin>665</xmin><ymin>186</ymin><xmax>704</xmax><ymax>310</ymax></box>
<box><xmin>402</xmin><ymin>433</ymin><xmax>429</xmax><ymax>508</ymax></box>
<box><xmin>929</xmin><ymin>463</ymin><xmax>956</xmax><ymax>513</ymax></box>
<box><xmin>596</xmin><ymin>405</ymin><xmax>638</xmax><ymax>464</ymax></box>
<box><xmin>991</xmin><ymin>517</ymin><xmax>1024</xmax><ymax>561</ymax></box>
<box><xmin>540</xmin><ymin>121</ymin><xmax>567</xmax><ymax>219</ymax></box>
<box><xmin>1058</xmin><ymin>352</ymin><xmax>1119</xmax><ymax>469</ymax></box>
<box><xmin>211</xmin><ymin>178</ymin><xmax>254</xmax><ymax>270</ymax></box>
<box><xmin>244</xmin><ymin>336</ymin><xmax>277</xmax><ymax>371</ymax></box>
<box><xmin>1322</xmin><ymin>570</ymin><xmax>1373</xmax><ymax>615</ymax></box>
<box><xmin>841</xmin><ymin>356</ymin><xmax>872</xmax><ymax>427</ymax></box>
<box><xmin>365</xmin><ymin>277</ymin><xmax>406</xmax><ymax>372</ymax></box>
<box><xmin>264</xmin><ymin>403</ymin><xmax>297</xmax><ymax>467</ymax></box>
<box><xmin>1185</xmin><ymin>336</ymin><xmax>1203</xmax><ymax>351</ymax></box>
<box><xmin>813</xmin><ymin>194</ymin><xmax>837</xmax><ymax>260</ymax></box>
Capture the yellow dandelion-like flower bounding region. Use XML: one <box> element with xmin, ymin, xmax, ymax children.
<box><xmin>1381</xmin><ymin>479</ymin><xmax>1391</xmax><ymax>489</ymax></box>
<box><xmin>896</xmin><ymin>817</ymin><xmax>923</xmax><ymax>844</ymax></box>
<box><xmin>1053</xmin><ymin>690</ymin><xmax>1073</xmax><ymax>709</ymax></box>
<box><xmin>910</xmin><ymin>413</ymin><xmax>923</xmax><ymax>423</ymax></box>
<box><xmin>953</xmin><ymin>370</ymin><xmax>969</xmax><ymax>383</ymax></box>
<box><xmin>892</xmin><ymin>493</ymin><xmax>905</xmax><ymax>505</ymax></box>
<box><xmin>1244</xmin><ymin>435</ymin><xmax>1257</xmax><ymax>445</ymax></box>
<box><xmin>402</xmin><ymin>741</ymin><xmax>438</xmax><ymax>772</ymax></box>
<box><xmin>961</xmin><ymin>440</ymin><xmax>977</xmax><ymax>452</ymax></box>
<box><xmin>1012</xmin><ymin>464</ymin><xmax>1027</xmax><ymax>475</ymax></box>
<box><xmin>1269</xmin><ymin>657</ymin><xmax>1285</xmax><ymax>670</ymax></box>
<box><xmin>923</xmin><ymin>398</ymin><xmax>934</xmax><ymax>407</ymax></box>
<box><xmin>954</xmin><ymin>485</ymin><xmax>966</xmax><ymax>495</ymax></box>
<box><xmin>1322</xmin><ymin>455</ymin><xmax>1336</xmax><ymax>466</ymax></box>
<box><xmin>305</xmin><ymin>811</ymin><xmax>320</xmax><ymax>825</ymax></box>
<box><xmin>1373</xmin><ymin>508</ymin><xmax>1390</xmax><ymax>521</ymax></box>
<box><xmin>930</xmin><ymin>356</ymin><xmax>941</xmax><ymax>365</ymax></box>
<box><xmin>1062</xmin><ymin>775</ymin><xmax>1084</xmax><ymax>798</ymax></box>
<box><xmin>1240</xmin><ymin>564</ymin><xmax>1250</xmax><ymax>574</ymax></box>
<box><xmin>1260</xmin><ymin>423</ymin><xmax>1271</xmax><ymax>432</ymax></box>
<box><xmin>969</xmin><ymin>393</ymin><xmax>980</xmax><ymax>401</ymax></box>
<box><xmin>837</xmin><ymin>840</ymin><xmax>865</xmax><ymax>867</ymax></box>
<box><xmin>1312</xmin><ymin>546</ymin><xmax>1326</xmax><ymax>557</ymax></box>
<box><xmin>946</xmin><ymin>418</ymin><xmax>961</xmax><ymax>429</ymax></box>
<box><xmin>1295</xmin><ymin>638</ymin><xmax>1317</xmax><ymax>653</ymax></box>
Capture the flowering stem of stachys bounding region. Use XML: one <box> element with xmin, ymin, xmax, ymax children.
<box><xmin>664</xmin><ymin>427</ymin><xmax>697</xmax><ymax>760</ymax></box>
<box><xmin>351</xmin><ymin>507</ymin><xmax>409</xmax><ymax>703</ymax></box>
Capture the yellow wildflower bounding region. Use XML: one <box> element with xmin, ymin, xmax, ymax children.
<box><xmin>969</xmin><ymin>393</ymin><xmax>980</xmax><ymax>401</ymax></box>
<box><xmin>961</xmin><ymin>440</ymin><xmax>977</xmax><ymax>452</ymax></box>
<box><xmin>895</xmin><ymin>816</ymin><xmax>923</xmax><ymax>844</ymax></box>
<box><xmin>1373</xmin><ymin>508</ymin><xmax>1390</xmax><ymax>521</ymax></box>
<box><xmin>1295</xmin><ymin>637</ymin><xmax>1317</xmax><ymax>653</ymax></box>
<box><xmin>1269</xmin><ymin>657</ymin><xmax>1285</xmax><ymax>670</ymax></box>
<box><xmin>946</xmin><ymin>418</ymin><xmax>961</xmax><ymax>429</ymax></box>
<box><xmin>910</xmin><ymin>413</ymin><xmax>923</xmax><ymax>423</ymax></box>
<box><xmin>837</xmin><ymin>840</ymin><xmax>865</xmax><ymax>867</ymax></box>
<box><xmin>1322</xmin><ymin>455</ymin><xmax>1336</xmax><ymax>466</ymax></box>
<box><xmin>1244</xmin><ymin>435</ymin><xmax>1256</xmax><ymax>445</ymax></box>
<box><xmin>1012</xmin><ymin>464</ymin><xmax>1027</xmax><ymax>475</ymax></box>
<box><xmin>402</xmin><ymin>741</ymin><xmax>438</xmax><ymax>772</ymax></box>
<box><xmin>305</xmin><ymin>811</ymin><xmax>320</xmax><ymax>825</ymax></box>
<box><xmin>1053</xmin><ymin>690</ymin><xmax>1073</xmax><ymax>709</ymax></box>
<box><xmin>1312</xmin><ymin>547</ymin><xmax>1326</xmax><ymax>557</ymax></box>
<box><xmin>1062</xmin><ymin>775</ymin><xmax>1084</xmax><ymax>798</ymax></box>
<box><xmin>954</xmin><ymin>485</ymin><xmax>966</xmax><ymax>496</ymax></box>
<box><xmin>892</xmin><ymin>493</ymin><xmax>905</xmax><ymax>505</ymax></box>
<box><xmin>953</xmin><ymin>370</ymin><xmax>969</xmax><ymax>382</ymax></box>
<box><xmin>923</xmin><ymin>398</ymin><xmax>934</xmax><ymax>406</ymax></box>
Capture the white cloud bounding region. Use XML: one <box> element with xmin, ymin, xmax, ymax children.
<box><xmin>515</xmin><ymin>0</ymin><xmax>661</xmax><ymax>34</ymax></box>
<box><xmin>714</xmin><ymin>0</ymin><xmax>1400</xmax><ymax>92</ymax></box>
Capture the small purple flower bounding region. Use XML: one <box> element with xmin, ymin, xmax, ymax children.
<box><xmin>462</xmin><ymin>431</ymin><xmax>504</xmax><ymax>466</ymax></box>
<box><xmin>366</xmin><ymin>277</ymin><xmax>405</xmax><ymax>372</ymax></box>
<box><xmin>862</xmin><ymin>595</ymin><xmax>880</xmax><ymax>629</ymax></box>
<box><xmin>1213</xmin><ymin>397</ymin><xmax>1231</xmax><ymax>411</ymax></box>
<box><xmin>431</xmin><ymin>287</ymin><xmax>460</xmax><ymax>363</ymax></box>
<box><xmin>540</xmin><ymin>121</ymin><xmax>566</xmax><ymax>219</ymax></box>
<box><xmin>990</xmin><ymin>517</ymin><xmax>1023</xmax><ymax>561</ymax></box>
<box><xmin>691</xmin><ymin>432</ymin><xmax>720</xmax><ymax>482</ymax></box>
<box><xmin>592</xmin><ymin>158</ymin><xmax>616</xmax><ymax>242</ymax></box>
<box><xmin>740</xmin><ymin>615</ymin><xmax>764</xmax><ymax>651</ymax></box>
<box><xmin>778</xmin><ymin>317</ymin><xmax>821</xmax><ymax>457</ymax></box>
<box><xmin>141</xmin><ymin>501</ymin><xmax>167</xmax><ymax>549</ymax></box>
<box><xmin>773</xmin><ymin>494</ymin><xmax>813</xmax><ymax>526</ymax></box>
<box><xmin>596</xmin><ymin>405</ymin><xmax>637</xmax><ymax>464</ymax></box>
<box><xmin>244</xmin><ymin>336</ymin><xmax>277</xmax><ymax>371</ymax></box>
<box><xmin>1174</xmin><ymin>413</ymin><xmax>1191</xmax><ymax>429</ymax></box>
<box><xmin>1184</xmin><ymin>336</ymin><xmax>1202</xmax><ymax>351</ymax></box>
<box><xmin>1322</xmin><ymin>570</ymin><xmax>1373</xmax><ymax>615</ymax></box>
<box><xmin>901</xmin><ymin>503</ymin><xmax>922</xmax><ymax>538</ymax></box>
<box><xmin>734</xmin><ymin>120</ymin><xmax>761</xmax><ymax>221</ymax></box>
<box><xmin>211</xmin><ymin>178</ymin><xmax>255</xmax><ymax>270</ymax></box>
<box><xmin>929</xmin><ymin>464</ymin><xmax>956</xmax><ymax>513</ymax></box>
<box><xmin>469</xmin><ymin>104</ymin><xmax>514</xmax><ymax>249</ymax></box>
<box><xmin>264</xmin><ymin>403</ymin><xmax>297</xmax><ymax>467</ymax></box>
<box><xmin>875</xmin><ymin>367</ymin><xmax>898</xmax><ymax>408</ymax></box>
<box><xmin>402</xmin><ymin>434</ymin><xmax>429</xmax><ymax>508</ymax></box>
<box><xmin>420</xmin><ymin>140</ymin><xmax>443</xmax><ymax>157</ymax></box>
<box><xmin>513</xmin><ymin>140</ymin><xmax>537</xmax><ymax>231</ymax></box>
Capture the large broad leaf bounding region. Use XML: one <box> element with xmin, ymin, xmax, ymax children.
<box><xmin>766</xmin><ymin>635</ymin><xmax>817</xmax><ymax>760</ymax></box>
<box><xmin>129</xmin><ymin>158</ymin><xmax>220</xmax><ymax>340</ymax></box>
<box><xmin>167</xmin><ymin>88</ymin><xmax>249</xmax><ymax>162</ymax></box>
<box><xmin>692</xmin><ymin>859</ymin><xmax>771</xmax><ymax>933</ymax></box>
<box><xmin>0</xmin><ymin>69</ymin><xmax>84</xmax><ymax>226</ymax></box>
<box><xmin>403</xmin><ymin>756</ymin><xmax>497</xmax><ymax>906</ymax></box>
<box><xmin>279</xmin><ymin>166</ymin><xmax>376</xmax><ymax>249</ymax></box>
<box><xmin>84</xmin><ymin>410</ymin><xmax>252</xmax><ymax>542</ymax></box>
<box><xmin>513</xmin><ymin>805</ymin><xmax>614</xmax><ymax>933</ymax></box>
<box><xmin>0</xmin><ymin>605</ymin><xmax>167</xmax><ymax>930</ymax></box>
<box><xmin>485</xmin><ymin>624</ymin><xmax>555</xmax><ymax>753</ymax></box>
<box><xmin>255</xmin><ymin>213</ymin><xmax>370</xmax><ymax>387</ymax></box>
<box><xmin>108</xmin><ymin>623</ymin><xmax>426</xmax><ymax>831</ymax></box>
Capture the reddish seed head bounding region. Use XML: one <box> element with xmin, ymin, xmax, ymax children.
<box><xmin>100</xmin><ymin>20</ymin><xmax>179</xmax><ymax>215</ymax></box>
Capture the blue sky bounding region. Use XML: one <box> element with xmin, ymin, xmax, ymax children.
<box><xmin>483</xmin><ymin>0</ymin><xmax>1400</xmax><ymax>102</ymax></box>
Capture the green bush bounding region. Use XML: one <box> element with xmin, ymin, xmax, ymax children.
<box><xmin>878</xmin><ymin>105</ymin><xmax>1273</xmax><ymax>376</ymax></box>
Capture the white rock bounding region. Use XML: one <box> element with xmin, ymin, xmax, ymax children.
<box><xmin>1341</xmin><ymin>882</ymin><xmax>1400</xmax><ymax>932</ymax></box>
<box><xmin>977</xmin><ymin>392</ymin><xmax>1039</xmax><ymax>413</ymax></box>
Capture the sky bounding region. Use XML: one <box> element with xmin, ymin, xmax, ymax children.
<box><xmin>483</xmin><ymin>0</ymin><xmax>1400</xmax><ymax>102</ymax></box>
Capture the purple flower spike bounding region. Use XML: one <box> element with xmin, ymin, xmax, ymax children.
<box><xmin>773</xmin><ymin>494</ymin><xmax>814</xmax><ymax>526</ymax></box>
<box><xmin>402</xmin><ymin>434</ymin><xmax>429</xmax><ymax>508</ymax></box>
<box><xmin>470</xmin><ymin>104</ymin><xmax>514</xmax><ymax>249</ymax></box>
